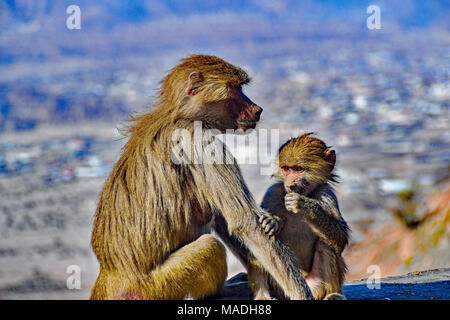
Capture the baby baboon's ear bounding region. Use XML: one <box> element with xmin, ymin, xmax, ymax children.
<box><xmin>324</xmin><ymin>150</ymin><xmax>336</xmax><ymax>171</ymax></box>
<box><xmin>185</xmin><ymin>71</ymin><xmax>204</xmax><ymax>96</ymax></box>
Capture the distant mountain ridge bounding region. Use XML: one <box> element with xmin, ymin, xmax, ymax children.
<box><xmin>2</xmin><ymin>0</ymin><xmax>448</xmax><ymax>29</ymax></box>
<box><xmin>1</xmin><ymin>0</ymin><xmax>448</xmax><ymax>66</ymax></box>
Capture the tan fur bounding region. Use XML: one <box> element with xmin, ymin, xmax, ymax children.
<box><xmin>91</xmin><ymin>55</ymin><xmax>312</xmax><ymax>300</ymax></box>
<box><xmin>277</xmin><ymin>132</ymin><xmax>337</xmax><ymax>185</ymax></box>
<box><xmin>248</xmin><ymin>134</ymin><xmax>349</xmax><ymax>300</ymax></box>
<box><xmin>91</xmin><ymin>235</ymin><xmax>227</xmax><ymax>300</ymax></box>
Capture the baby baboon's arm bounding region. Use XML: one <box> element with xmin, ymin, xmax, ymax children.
<box><xmin>285</xmin><ymin>189</ymin><xmax>349</xmax><ymax>254</ymax></box>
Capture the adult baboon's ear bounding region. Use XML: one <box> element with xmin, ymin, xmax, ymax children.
<box><xmin>185</xmin><ymin>71</ymin><xmax>204</xmax><ymax>96</ymax></box>
<box><xmin>325</xmin><ymin>150</ymin><xmax>336</xmax><ymax>171</ymax></box>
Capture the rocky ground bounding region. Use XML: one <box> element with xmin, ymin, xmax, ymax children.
<box><xmin>211</xmin><ymin>268</ymin><xmax>450</xmax><ymax>300</ymax></box>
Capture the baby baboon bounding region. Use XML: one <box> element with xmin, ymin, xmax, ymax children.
<box><xmin>90</xmin><ymin>55</ymin><xmax>312</xmax><ymax>300</ymax></box>
<box><xmin>248</xmin><ymin>133</ymin><xmax>349</xmax><ymax>300</ymax></box>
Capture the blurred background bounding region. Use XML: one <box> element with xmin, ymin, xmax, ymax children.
<box><xmin>0</xmin><ymin>0</ymin><xmax>448</xmax><ymax>299</ymax></box>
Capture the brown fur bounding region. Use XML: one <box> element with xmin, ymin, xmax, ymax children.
<box><xmin>90</xmin><ymin>54</ymin><xmax>312</xmax><ymax>300</ymax></box>
<box><xmin>278</xmin><ymin>132</ymin><xmax>337</xmax><ymax>186</ymax></box>
<box><xmin>248</xmin><ymin>134</ymin><xmax>349</xmax><ymax>300</ymax></box>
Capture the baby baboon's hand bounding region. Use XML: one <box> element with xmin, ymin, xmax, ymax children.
<box><xmin>259</xmin><ymin>213</ymin><xmax>281</xmax><ymax>237</ymax></box>
<box><xmin>285</xmin><ymin>192</ymin><xmax>301</xmax><ymax>213</ymax></box>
